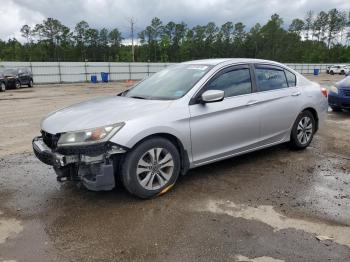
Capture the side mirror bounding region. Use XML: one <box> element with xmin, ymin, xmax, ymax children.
<box><xmin>200</xmin><ymin>90</ymin><xmax>225</xmax><ymax>103</ymax></box>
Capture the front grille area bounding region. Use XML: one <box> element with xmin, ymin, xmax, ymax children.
<box><xmin>41</xmin><ymin>130</ymin><xmax>60</xmax><ymax>149</ymax></box>
<box><xmin>341</xmin><ymin>89</ymin><xmax>350</xmax><ymax>97</ymax></box>
<box><xmin>57</xmin><ymin>142</ymin><xmax>110</xmax><ymax>155</ymax></box>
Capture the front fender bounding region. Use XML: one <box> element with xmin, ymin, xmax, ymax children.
<box><xmin>109</xmin><ymin>120</ymin><xmax>192</xmax><ymax>158</ymax></box>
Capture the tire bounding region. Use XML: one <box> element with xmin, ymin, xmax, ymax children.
<box><xmin>330</xmin><ymin>71</ymin><xmax>334</xmax><ymax>75</ymax></box>
<box><xmin>15</xmin><ymin>80</ymin><xmax>21</xmax><ymax>89</ymax></box>
<box><xmin>28</xmin><ymin>79</ymin><xmax>34</xmax><ymax>88</ymax></box>
<box><xmin>121</xmin><ymin>137</ymin><xmax>180</xmax><ymax>199</ymax></box>
<box><xmin>290</xmin><ymin>111</ymin><xmax>316</xmax><ymax>150</ymax></box>
<box><xmin>331</xmin><ymin>106</ymin><xmax>342</xmax><ymax>112</ymax></box>
<box><xmin>340</xmin><ymin>70</ymin><xmax>345</xmax><ymax>75</ymax></box>
<box><xmin>0</xmin><ymin>82</ymin><xmax>5</xmax><ymax>92</ymax></box>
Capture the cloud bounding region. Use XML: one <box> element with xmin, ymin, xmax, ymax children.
<box><xmin>0</xmin><ymin>0</ymin><xmax>349</xmax><ymax>40</ymax></box>
<box><xmin>0</xmin><ymin>0</ymin><xmax>44</xmax><ymax>40</ymax></box>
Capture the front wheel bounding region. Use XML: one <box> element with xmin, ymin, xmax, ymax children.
<box><xmin>121</xmin><ymin>137</ymin><xmax>180</xmax><ymax>199</ymax></box>
<box><xmin>0</xmin><ymin>82</ymin><xmax>5</xmax><ymax>92</ymax></box>
<box><xmin>331</xmin><ymin>106</ymin><xmax>342</xmax><ymax>112</ymax></box>
<box><xmin>290</xmin><ymin>111</ymin><xmax>315</xmax><ymax>150</ymax></box>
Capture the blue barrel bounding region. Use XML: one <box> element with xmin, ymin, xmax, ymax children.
<box><xmin>313</xmin><ymin>69</ymin><xmax>320</xmax><ymax>76</ymax></box>
<box><xmin>101</xmin><ymin>72</ymin><xmax>109</xmax><ymax>82</ymax></box>
<box><xmin>91</xmin><ymin>75</ymin><xmax>97</xmax><ymax>83</ymax></box>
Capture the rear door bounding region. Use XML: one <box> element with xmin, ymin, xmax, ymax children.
<box><xmin>253</xmin><ymin>64</ymin><xmax>301</xmax><ymax>144</ymax></box>
<box><xmin>189</xmin><ymin>64</ymin><xmax>261</xmax><ymax>165</ymax></box>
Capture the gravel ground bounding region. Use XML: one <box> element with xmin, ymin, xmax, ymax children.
<box><xmin>0</xmin><ymin>74</ymin><xmax>349</xmax><ymax>262</ymax></box>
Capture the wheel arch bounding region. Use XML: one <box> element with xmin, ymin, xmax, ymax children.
<box><xmin>302</xmin><ymin>107</ymin><xmax>319</xmax><ymax>132</ymax></box>
<box><xmin>127</xmin><ymin>132</ymin><xmax>190</xmax><ymax>176</ymax></box>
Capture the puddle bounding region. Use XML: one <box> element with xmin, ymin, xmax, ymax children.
<box><xmin>0</xmin><ymin>211</ymin><xmax>23</xmax><ymax>244</ymax></box>
<box><xmin>198</xmin><ymin>200</ymin><xmax>350</xmax><ymax>248</ymax></box>
<box><xmin>236</xmin><ymin>255</ymin><xmax>284</xmax><ymax>262</ymax></box>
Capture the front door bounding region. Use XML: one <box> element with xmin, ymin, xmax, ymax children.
<box><xmin>189</xmin><ymin>65</ymin><xmax>261</xmax><ymax>165</ymax></box>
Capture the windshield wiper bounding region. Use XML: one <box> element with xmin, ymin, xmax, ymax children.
<box><xmin>129</xmin><ymin>95</ymin><xmax>148</xmax><ymax>100</ymax></box>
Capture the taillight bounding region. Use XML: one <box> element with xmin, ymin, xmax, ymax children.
<box><xmin>321</xmin><ymin>87</ymin><xmax>328</xmax><ymax>98</ymax></box>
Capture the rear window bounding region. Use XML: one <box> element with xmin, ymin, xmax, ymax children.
<box><xmin>284</xmin><ymin>70</ymin><xmax>296</xmax><ymax>87</ymax></box>
<box><xmin>255</xmin><ymin>67</ymin><xmax>288</xmax><ymax>92</ymax></box>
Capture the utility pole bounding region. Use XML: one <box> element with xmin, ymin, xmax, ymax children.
<box><xmin>129</xmin><ymin>17</ymin><xmax>135</xmax><ymax>62</ymax></box>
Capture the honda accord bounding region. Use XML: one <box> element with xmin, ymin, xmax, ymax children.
<box><xmin>33</xmin><ymin>59</ymin><xmax>328</xmax><ymax>198</ymax></box>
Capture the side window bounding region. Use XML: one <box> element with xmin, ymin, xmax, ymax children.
<box><xmin>284</xmin><ymin>70</ymin><xmax>296</xmax><ymax>87</ymax></box>
<box><xmin>206</xmin><ymin>68</ymin><xmax>252</xmax><ymax>98</ymax></box>
<box><xmin>255</xmin><ymin>67</ymin><xmax>288</xmax><ymax>91</ymax></box>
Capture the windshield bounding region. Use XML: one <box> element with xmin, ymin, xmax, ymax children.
<box><xmin>3</xmin><ymin>69</ymin><xmax>17</xmax><ymax>75</ymax></box>
<box><xmin>124</xmin><ymin>64</ymin><xmax>212</xmax><ymax>100</ymax></box>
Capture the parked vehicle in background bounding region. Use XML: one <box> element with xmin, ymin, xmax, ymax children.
<box><xmin>328</xmin><ymin>76</ymin><xmax>350</xmax><ymax>112</ymax></box>
<box><xmin>32</xmin><ymin>58</ymin><xmax>328</xmax><ymax>199</ymax></box>
<box><xmin>2</xmin><ymin>68</ymin><xmax>34</xmax><ymax>89</ymax></box>
<box><xmin>326</xmin><ymin>65</ymin><xmax>333</xmax><ymax>74</ymax></box>
<box><xmin>0</xmin><ymin>71</ymin><xmax>7</xmax><ymax>92</ymax></box>
<box><xmin>328</xmin><ymin>65</ymin><xmax>347</xmax><ymax>75</ymax></box>
<box><xmin>344</xmin><ymin>65</ymin><xmax>350</xmax><ymax>76</ymax></box>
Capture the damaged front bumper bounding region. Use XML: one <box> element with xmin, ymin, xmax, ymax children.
<box><xmin>32</xmin><ymin>136</ymin><xmax>126</xmax><ymax>191</ymax></box>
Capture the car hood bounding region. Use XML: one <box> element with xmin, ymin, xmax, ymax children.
<box><xmin>41</xmin><ymin>96</ymin><xmax>173</xmax><ymax>134</ymax></box>
<box><xmin>337</xmin><ymin>76</ymin><xmax>350</xmax><ymax>89</ymax></box>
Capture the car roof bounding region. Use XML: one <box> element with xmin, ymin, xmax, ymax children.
<box><xmin>182</xmin><ymin>58</ymin><xmax>287</xmax><ymax>67</ymax></box>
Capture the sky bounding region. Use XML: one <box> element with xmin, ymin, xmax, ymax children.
<box><xmin>0</xmin><ymin>0</ymin><xmax>349</xmax><ymax>42</ymax></box>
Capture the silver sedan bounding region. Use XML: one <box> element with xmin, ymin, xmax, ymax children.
<box><xmin>33</xmin><ymin>59</ymin><xmax>328</xmax><ymax>198</ymax></box>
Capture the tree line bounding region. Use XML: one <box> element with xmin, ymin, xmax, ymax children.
<box><xmin>0</xmin><ymin>8</ymin><xmax>349</xmax><ymax>63</ymax></box>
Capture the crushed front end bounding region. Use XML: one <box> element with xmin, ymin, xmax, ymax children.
<box><xmin>32</xmin><ymin>130</ymin><xmax>126</xmax><ymax>191</ymax></box>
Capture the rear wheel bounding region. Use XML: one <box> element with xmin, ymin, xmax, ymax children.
<box><xmin>341</xmin><ymin>70</ymin><xmax>345</xmax><ymax>75</ymax></box>
<box><xmin>121</xmin><ymin>137</ymin><xmax>180</xmax><ymax>199</ymax></box>
<box><xmin>330</xmin><ymin>71</ymin><xmax>334</xmax><ymax>75</ymax></box>
<box><xmin>290</xmin><ymin>111</ymin><xmax>315</xmax><ymax>150</ymax></box>
<box><xmin>28</xmin><ymin>79</ymin><xmax>34</xmax><ymax>87</ymax></box>
<box><xmin>0</xmin><ymin>82</ymin><xmax>5</xmax><ymax>92</ymax></box>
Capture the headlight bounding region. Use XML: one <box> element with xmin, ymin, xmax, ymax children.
<box><xmin>57</xmin><ymin>123</ymin><xmax>124</xmax><ymax>146</ymax></box>
<box><xmin>330</xmin><ymin>85</ymin><xmax>338</xmax><ymax>94</ymax></box>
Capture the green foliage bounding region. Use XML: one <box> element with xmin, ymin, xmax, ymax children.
<box><xmin>1</xmin><ymin>8</ymin><xmax>350</xmax><ymax>63</ymax></box>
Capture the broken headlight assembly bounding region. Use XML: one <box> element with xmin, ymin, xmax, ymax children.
<box><xmin>57</xmin><ymin>123</ymin><xmax>125</xmax><ymax>147</ymax></box>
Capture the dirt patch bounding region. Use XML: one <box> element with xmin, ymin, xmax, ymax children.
<box><xmin>0</xmin><ymin>75</ymin><xmax>349</xmax><ymax>262</ymax></box>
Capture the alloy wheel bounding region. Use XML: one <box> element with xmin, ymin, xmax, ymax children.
<box><xmin>136</xmin><ymin>147</ymin><xmax>174</xmax><ymax>190</ymax></box>
<box><xmin>297</xmin><ymin>116</ymin><xmax>313</xmax><ymax>145</ymax></box>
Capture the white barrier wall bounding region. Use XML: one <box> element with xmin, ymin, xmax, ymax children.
<box><xmin>0</xmin><ymin>61</ymin><xmax>341</xmax><ymax>84</ymax></box>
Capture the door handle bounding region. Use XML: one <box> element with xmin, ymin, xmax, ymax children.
<box><xmin>246</xmin><ymin>100</ymin><xmax>258</xmax><ymax>106</ymax></box>
<box><xmin>291</xmin><ymin>91</ymin><xmax>301</xmax><ymax>96</ymax></box>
